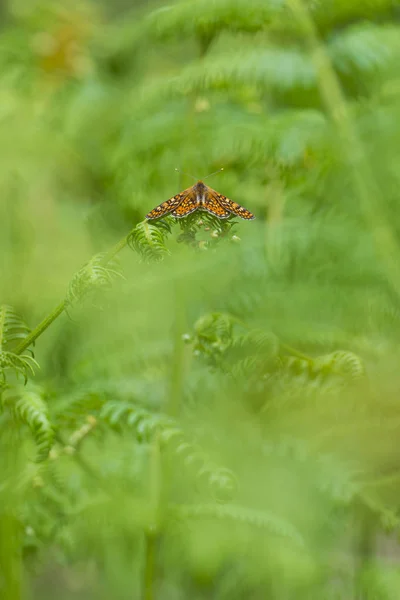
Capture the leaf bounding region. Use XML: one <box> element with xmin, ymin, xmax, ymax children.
<box><xmin>128</xmin><ymin>220</ymin><xmax>172</xmax><ymax>262</ymax></box>
<box><xmin>2</xmin><ymin>386</ymin><xmax>55</xmax><ymax>462</ymax></box>
<box><xmin>0</xmin><ymin>305</ymin><xmax>38</xmax><ymax>385</ymax></box>
<box><xmin>170</xmin><ymin>503</ymin><xmax>304</xmax><ymax>547</ymax></box>
<box><xmin>66</xmin><ymin>253</ymin><xmax>124</xmax><ymax>307</ymax></box>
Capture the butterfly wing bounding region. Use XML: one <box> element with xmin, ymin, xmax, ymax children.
<box><xmin>208</xmin><ymin>187</ymin><xmax>255</xmax><ymax>220</ymax></box>
<box><xmin>146</xmin><ymin>186</ymin><xmax>194</xmax><ymax>220</ymax></box>
<box><xmin>171</xmin><ymin>189</ymin><xmax>199</xmax><ymax>218</ymax></box>
<box><xmin>146</xmin><ymin>182</ymin><xmax>255</xmax><ymax>220</ymax></box>
<box><xmin>202</xmin><ymin>191</ymin><xmax>231</xmax><ymax>218</ymax></box>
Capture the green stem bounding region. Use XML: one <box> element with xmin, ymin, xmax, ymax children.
<box><xmin>14</xmin><ymin>301</ymin><xmax>66</xmax><ymax>356</ymax></box>
<box><xmin>352</xmin><ymin>500</ymin><xmax>376</xmax><ymax>597</ymax></box>
<box><xmin>279</xmin><ymin>342</ymin><xmax>314</xmax><ymax>363</ymax></box>
<box><xmin>14</xmin><ymin>234</ymin><xmax>130</xmax><ymax>356</ymax></box>
<box><xmin>0</xmin><ymin>512</ymin><xmax>22</xmax><ymax>600</ymax></box>
<box><xmin>0</xmin><ymin>306</ymin><xmax>6</xmax><ymax>350</ymax></box>
<box><xmin>143</xmin><ymin>437</ymin><xmax>161</xmax><ymax>600</ymax></box>
<box><xmin>54</xmin><ymin>432</ymin><xmax>109</xmax><ymax>490</ymax></box>
<box><xmin>143</xmin><ymin>530</ymin><xmax>156</xmax><ymax>600</ymax></box>
<box><xmin>100</xmin><ymin>235</ymin><xmax>129</xmax><ymax>264</ymax></box>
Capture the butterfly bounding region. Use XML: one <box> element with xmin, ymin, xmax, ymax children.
<box><xmin>145</xmin><ymin>181</ymin><xmax>255</xmax><ymax>220</ymax></box>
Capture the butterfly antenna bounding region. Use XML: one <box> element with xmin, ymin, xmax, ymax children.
<box><xmin>175</xmin><ymin>168</ymin><xmax>198</xmax><ymax>181</ymax></box>
<box><xmin>202</xmin><ymin>167</ymin><xmax>224</xmax><ymax>181</ymax></box>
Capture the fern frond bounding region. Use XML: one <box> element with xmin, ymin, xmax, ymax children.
<box><xmin>229</xmin><ymin>355</ymin><xmax>265</xmax><ymax>381</ymax></box>
<box><xmin>310</xmin><ymin>0</ymin><xmax>396</xmax><ymax>33</ymax></box>
<box><xmin>136</xmin><ymin>24</ymin><xmax>396</xmax><ymax>108</ymax></box>
<box><xmin>312</xmin><ymin>350</ymin><xmax>365</xmax><ymax>381</ymax></box>
<box><xmin>101</xmin><ymin>0</ymin><xmax>281</xmax><ymax>64</ymax></box>
<box><xmin>170</xmin><ymin>503</ymin><xmax>304</xmax><ymax>547</ymax></box>
<box><xmin>101</xmin><ymin>401</ymin><xmax>237</xmax><ymax>499</ymax></box>
<box><xmin>2</xmin><ymin>387</ymin><xmax>55</xmax><ymax>462</ymax></box>
<box><xmin>54</xmin><ymin>390</ymin><xmax>106</xmax><ymax>428</ymax></box>
<box><xmin>176</xmin><ymin>212</ymin><xmax>237</xmax><ymax>249</ymax></box>
<box><xmin>193</xmin><ymin>312</ymin><xmax>236</xmax><ymax>361</ymax></box>
<box><xmin>263</xmin><ymin>109</ymin><xmax>329</xmax><ymax>165</ymax></box>
<box><xmin>0</xmin><ymin>351</ymin><xmax>38</xmax><ymax>385</ymax></box>
<box><xmin>100</xmin><ymin>401</ymin><xmax>168</xmax><ymax>438</ymax></box>
<box><xmin>275</xmin><ymin>349</ymin><xmax>365</xmax><ymax>400</ymax></box>
<box><xmin>230</xmin><ymin>330</ymin><xmax>279</xmax><ymax>361</ymax></box>
<box><xmin>159</xmin><ymin>47</ymin><xmax>316</xmax><ymax>96</ymax></box>
<box><xmin>145</xmin><ymin>0</ymin><xmax>282</xmax><ymax>41</ymax></box>
<box><xmin>195</xmin><ymin>466</ymin><xmax>238</xmax><ymax>502</ymax></box>
<box><xmin>65</xmin><ymin>253</ymin><xmax>123</xmax><ymax>307</ymax></box>
<box><xmin>223</xmin><ymin>330</ymin><xmax>280</xmax><ymax>383</ymax></box>
<box><xmin>128</xmin><ymin>220</ymin><xmax>172</xmax><ymax>262</ymax></box>
<box><xmin>281</xmin><ymin>348</ymin><xmax>364</xmax><ymax>381</ymax></box>
<box><xmin>329</xmin><ymin>24</ymin><xmax>394</xmax><ymax>76</ymax></box>
<box><xmin>0</xmin><ymin>305</ymin><xmax>38</xmax><ymax>384</ymax></box>
<box><xmin>0</xmin><ymin>305</ymin><xmax>32</xmax><ymax>349</ymax></box>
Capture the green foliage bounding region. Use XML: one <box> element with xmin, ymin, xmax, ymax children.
<box><xmin>1</xmin><ymin>386</ymin><xmax>54</xmax><ymax>462</ymax></box>
<box><xmin>128</xmin><ymin>220</ymin><xmax>172</xmax><ymax>262</ymax></box>
<box><xmin>0</xmin><ymin>305</ymin><xmax>38</xmax><ymax>385</ymax></box>
<box><xmin>171</xmin><ymin>502</ymin><xmax>304</xmax><ymax>547</ymax></box>
<box><xmin>100</xmin><ymin>400</ymin><xmax>237</xmax><ymax>500</ymax></box>
<box><xmin>143</xmin><ymin>0</ymin><xmax>282</xmax><ymax>40</ymax></box>
<box><xmin>176</xmin><ymin>212</ymin><xmax>239</xmax><ymax>249</ymax></box>
<box><xmin>191</xmin><ymin>312</ymin><xmax>236</xmax><ymax>360</ymax></box>
<box><xmin>65</xmin><ymin>253</ymin><xmax>124</xmax><ymax>307</ymax></box>
<box><xmin>1</xmin><ymin>0</ymin><xmax>400</xmax><ymax>598</ymax></box>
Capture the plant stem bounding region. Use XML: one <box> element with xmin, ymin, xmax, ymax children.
<box><xmin>352</xmin><ymin>500</ymin><xmax>376</xmax><ymax>597</ymax></box>
<box><xmin>0</xmin><ymin>512</ymin><xmax>22</xmax><ymax>600</ymax></box>
<box><xmin>14</xmin><ymin>234</ymin><xmax>130</xmax><ymax>356</ymax></box>
<box><xmin>14</xmin><ymin>301</ymin><xmax>66</xmax><ymax>356</ymax></box>
<box><xmin>143</xmin><ymin>530</ymin><xmax>156</xmax><ymax>600</ymax></box>
<box><xmin>143</xmin><ymin>436</ymin><xmax>161</xmax><ymax>600</ymax></box>
<box><xmin>101</xmin><ymin>235</ymin><xmax>129</xmax><ymax>264</ymax></box>
<box><xmin>279</xmin><ymin>342</ymin><xmax>314</xmax><ymax>363</ymax></box>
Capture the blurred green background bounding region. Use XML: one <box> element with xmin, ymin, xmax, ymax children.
<box><xmin>2</xmin><ymin>0</ymin><xmax>400</xmax><ymax>598</ymax></box>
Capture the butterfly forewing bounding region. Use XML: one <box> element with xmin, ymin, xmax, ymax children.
<box><xmin>209</xmin><ymin>188</ymin><xmax>255</xmax><ymax>220</ymax></box>
<box><xmin>171</xmin><ymin>190</ymin><xmax>198</xmax><ymax>218</ymax></box>
<box><xmin>145</xmin><ymin>188</ymin><xmax>191</xmax><ymax>219</ymax></box>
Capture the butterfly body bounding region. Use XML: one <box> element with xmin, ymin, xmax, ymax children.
<box><xmin>146</xmin><ymin>181</ymin><xmax>255</xmax><ymax>220</ymax></box>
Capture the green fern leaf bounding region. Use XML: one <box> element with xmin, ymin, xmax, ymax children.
<box><xmin>2</xmin><ymin>387</ymin><xmax>55</xmax><ymax>462</ymax></box>
<box><xmin>66</xmin><ymin>253</ymin><xmax>124</xmax><ymax>307</ymax></box>
<box><xmin>192</xmin><ymin>312</ymin><xmax>235</xmax><ymax>361</ymax></box>
<box><xmin>100</xmin><ymin>401</ymin><xmax>237</xmax><ymax>499</ymax></box>
<box><xmin>0</xmin><ymin>305</ymin><xmax>31</xmax><ymax>348</ymax></box>
<box><xmin>330</xmin><ymin>24</ymin><xmax>393</xmax><ymax>76</ymax></box>
<box><xmin>0</xmin><ymin>305</ymin><xmax>38</xmax><ymax>384</ymax></box>
<box><xmin>312</xmin><ymin>350</ymin><xmax>365</xmax><ymax>380</ymax></box>
<box><xmin>145</xmin><ymin>0</ymin><xmax>283</xmax><ymax>41</ymax></box>
<box><xmin>165</xmin><ymin>47</ymin><xmax>316</xmax><ymax>95</ymax></box>
<box><xmin>128</xmin><ymin>220</ymin><xmax>172</xmax><ymax>262</ymax></box>
<box><xmin>170</xmin><ymin>503</ymin><xmax>304</xmax><ymax>547</ymax></box>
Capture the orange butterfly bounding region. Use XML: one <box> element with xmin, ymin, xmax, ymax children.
<box><xmin>146</xmin><ymin>180</ymin><xmax>255</xmax><ymax>220</ymax></box>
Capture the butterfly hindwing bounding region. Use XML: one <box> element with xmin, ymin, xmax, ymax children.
<box><xmin>209</xmin><ymin>188</ymin><xmax>255</xmax><ymax>220</ymax></box>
